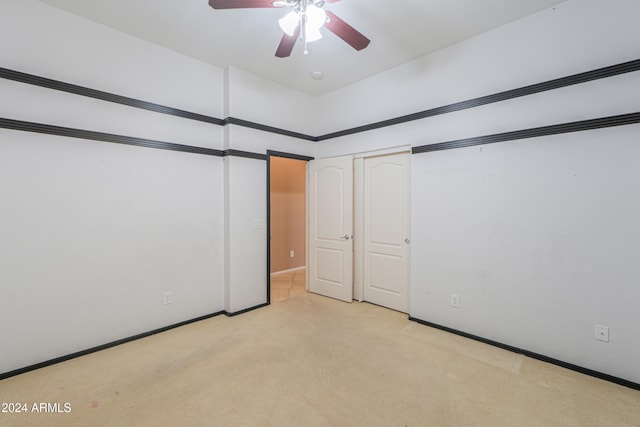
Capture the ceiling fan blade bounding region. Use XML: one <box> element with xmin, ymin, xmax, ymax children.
<box><xmin>208</xmin><ymin>0</ymin><xmax>280</xmax><ymax>9</ymax></box>
<box><xmin>324</xmin><ymin>11</ymin><xmax>370</xmax><ymax>51</ymax></box>
<box><xmin>275</xmin><ymin>27</ymin><xmax>300</xmax><ymax>58</ymax></box>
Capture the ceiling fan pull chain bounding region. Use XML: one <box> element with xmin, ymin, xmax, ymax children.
<box><xmin>302</xmin><ymin>0</ymin><xmax>309</xmax><ymax>54</ymax></box>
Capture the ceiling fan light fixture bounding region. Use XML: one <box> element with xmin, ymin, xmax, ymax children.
<box><xmin>208</xmin><ymin>0</ymin><xmax>369</xmax><ymax>58</ymax></box>
<box><xmin>305</xmin><ymin>26</ymin><xmax>323</xmax><ymax>42</ymax></box>
<box><xmin>279</xmin><ymin>3</ymin><xmax>326</xmax><ymax>41</ymax></box>
<box><xmin>305</xmin><ymin>4</ymin><xmax>327</xmax><ymax>30</ymax></box>
<box><xmin>278</xmin><ymin>11</ymin><xmax>299</xmax><ymax>36</ymax></box>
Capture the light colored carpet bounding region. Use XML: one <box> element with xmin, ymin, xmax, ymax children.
<box><xmin>0</xmin><ymin>292</ymin><xmax>638</xmax><ymax>426</ymax></box>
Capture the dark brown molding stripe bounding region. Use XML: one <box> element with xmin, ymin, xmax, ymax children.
<box><xmin>412</xmin><ymin>112</ymin><xmax>640</xmax><ymax>154</ymax></box>
<box><xmin>0</xmin><ymin>117</ymin><xmax>289</xmax><ymax>160</ymax></box>
<box><xmin>3</xmin><ymin>111</ymin><xmax>638</xmax><ymax>160</ymax></box>
<box><xmin>316</xmin><ymin>58</ymin><xmax>640</xmax><ymax>141</ymax></box>
<box><xmin>0</xmin><ymin>117</ymin><xmax>225</xmax><ymax>157</ymax></box>
<box><xmin>223</xmin><ymin>149</ymin><xmax>268</xmax><ymax>160</ymax></box>
<box><xmin>0</xmin><ymin>67</ymin><xmax>318</xmax><ymax>140</ymax></box>
<box><xmin>3</xmin><ymin>58</ymin><xmax>639</xmax><ymax>143</ymax></box>
<box><xmin>266</xmin><ymin>150</ymin><xmax>314</xmax><ymax>161</ymax></box>
<box><xmin>225</xmin><ymin>117</ymin><xmax>317</xmax><ymax>141</ymax></box>
<box><xmin>0</xmin><ymin>67</ymin><xmax>317</xmax><ymax>141</ymax></box>
<box><xmin>0</xmin><ymin>67</ymin><xmax>225</xmax><ymax>126</ymax></box>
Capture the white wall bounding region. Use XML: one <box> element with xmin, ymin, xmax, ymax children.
<box><xmin>3</xmin><ymin>0</ymin><xmax>639</xmax><ymax>386</ymax></box>
<box><xmin>0</xmin><ymin>0</ymin><xmax>224</xmax><ymax>120</ymax></box>
<box><xmin>0</xmin><ymin>0</ymin><xmax>225</xmax><ymax>374</ymax></box>
<box><xmin>315</xmin><ymin>0</ymin><xmax>640</xmax><ymax>383</ymax></box>
<box><xmin>224</xmin><ymin>156</ymin><xmax>267</xmax><ymax>313</ymax></box>
<box><xmin>0</xmin><ymin>2</ymin><xmax>320</xmax><ymax>373</ymax></box>
<box><xmin>226</xmin><ymin>65</ymin><xmax>318</xmax><ymax>137</ymax></box>
<box><xmin>315</xmin><ymin>0</ymin><xmax>640</xmax><ymax>154</ymax></box>
<box><xmin>0</xmin><ymin>131</ymin><xmax>225</xmax><ymax>372</ymax></box>
<box><xmin>411</xmin><ymin>125</ymin><xmax>640</xmax><ymax>382</ymax></box>
<box><xmin>222</xmin><ymin>66</ymin><xmax>315</xmax><ymax>312</ymax></box>
<box><xmin>226</xmin><ymin>125</ymin><xmax>315</xmax><ymax>157</ymax></box>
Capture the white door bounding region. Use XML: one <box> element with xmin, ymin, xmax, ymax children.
<box><xmin>363</xmin><ymin>153</ymin><xmax>410</xmax><ymax>312</ymax></box>
<box><xmin>308</xmin><ymin>156</ymin><xmax>353</xmax><ymax>302</ymax></box>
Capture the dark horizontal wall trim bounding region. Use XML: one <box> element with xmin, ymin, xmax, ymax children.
<box><xmin>0</xmin><ymin>117</ymin><xmax>271</xmax><ymax>160</ymax></box>
<box><xmin>412</xmin><ymin>112</ymin><xmax>640</xmax><ymax>154</ymax></box>
<box><xmin>317</xmin><ymin>58</ymin><xmax>640</xmax><ymax>141</ymax></box>
<box><xmin>0</xmin><ymin>67</ymin><xmax>226</xmax><ymax>126</ymax></box>
<box><xmin>7</xmin><ymin>111</ymin><xmax>637</xmax><ymax>162</ymax></box>
<box><xmin>223</xmin><ymin>149</ymin><xmax>268</xmax><ymax>160</ymax></box>
<box><xmin>0</xmin><ymin>67</ymin><xmax>318</xmax><ymax>141</ymax></box>
<box><xmin>0</xmin><ymin>301</ymin><xmax>271</xmax><ymax>382</ymax></box>
<box><xmin>409</xmin><ymin>317</ymin><xmax>640</xmax><ymax>391</ymax></box>
<box><xmin>4</xmin><ymin>59</ymin><xmax>639</xmax><ymax>145</ymax></box>
<box><xmin>267</xmin><ymin>150</ymin><xmax>315</xmax><ymax>161</ymax></box>
<box><xmin>0</xmin><ymin>310</ymin><xmax>226</xmax><ymax>382</ymax></box>
<box><xmin>0</xmin><ymin>117</ymin><xmax>225</xmax><ymax>157</ymax></box>
<box><xmin>0</xmin><ymin>59</ymin><xmax>640</xmax><ymax>150</ymax></box>
<box><xmin>225</xmin><ymin>117</ymin><xmax>317</xmax><ymax>141</ymax></box>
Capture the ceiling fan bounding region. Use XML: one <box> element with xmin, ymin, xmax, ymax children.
<box><xmin>208</xmin><ymin>0</ymin><xmax>371</xmax><ymax>58</ymax></box>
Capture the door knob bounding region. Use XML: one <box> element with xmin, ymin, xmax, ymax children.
<box><xmin>405</xmin><ymin>238</ymin><xmax>410</xmax><ymax>244</ymax></box>
<box><xmin>340</xmin><ymin>235</ymin><xmax>351</xmax><ymax>240</ymax></box>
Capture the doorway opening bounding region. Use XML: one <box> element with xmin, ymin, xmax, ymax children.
<box><xmin>267</xmin><ymin>151</ymin><xmax>313</xmax><ymax>304</ymax></box>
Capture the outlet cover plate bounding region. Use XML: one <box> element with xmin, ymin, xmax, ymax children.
<box><xmin>163</xmin><ymin>291</ymin><xmax>172</xmax><ymax>305</ymax></box>
<box><xmin>595</xmin><ymin>325</ymin><xmax>609</xmax><ymax>342</ymax></box>
<box><xmin>450</xmin><ymin>294</ymin><xmax>460</xmax><ymax>308</ymax></box>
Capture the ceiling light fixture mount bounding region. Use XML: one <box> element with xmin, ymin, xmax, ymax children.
<box><xmin>277</xmin><ymin>1</ymin><xmax>327</xmax><ymax>54</ymax></box>
<box><xmin>208</xmin><ymin>0</ymin><xmax>370</xmax><ymax>58</ymax></box>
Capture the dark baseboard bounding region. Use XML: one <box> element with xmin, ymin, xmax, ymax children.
<box><xmin>0</xmin><ymin>303</ymin><xmax>270</xmax><ymax>381</ymax></box>
<box><xmin>225</xmin><ymin>302</ymin><xmax>270</xmax><ymax>317</ymax></box>
<box><xmin>409</xmin><ymin>316</ymin><xmax>640</xmax><ymax>391</ymax></box>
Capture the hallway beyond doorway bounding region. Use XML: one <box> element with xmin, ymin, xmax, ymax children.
<box><xmin>270</xmin><ymin>268</ymin><xmax>306</xmax><ymax>303</ymax></box>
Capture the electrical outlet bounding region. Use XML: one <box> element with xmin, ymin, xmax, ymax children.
<box><xmin>450</xmin><ymin>294</ymin><xmax>460</xmax><ymax>308</ymax></box>
<box><xmin>163</xmin><ymin>291</ymin><xmax>172</xmax><ymax>305</ymax></box>
<box><xmin>290</xmin><ymin>250</ymin><xmax>295</xmax><ymax>258</ymax></box>
<box><xmin>595</xmin><ymin>325</ymin><xmax>609</xmax><ymax>342</ymax></box>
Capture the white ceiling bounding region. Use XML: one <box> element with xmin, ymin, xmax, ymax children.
<box><xmin>37</xmin><ymin>0</ymin><xmax>565</xmax><ymax>96</ymax></box>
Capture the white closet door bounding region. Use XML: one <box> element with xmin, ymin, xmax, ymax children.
<box><xmin>363</xmin><ymin>153</ymin><xmax>410</xmax><ymax>312</ymax></box>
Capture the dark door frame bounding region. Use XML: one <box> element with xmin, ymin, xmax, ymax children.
<box><xmin>266</xmin><ymin>150</ymin><xmax>314</xmax><ymax>304</ymax></box>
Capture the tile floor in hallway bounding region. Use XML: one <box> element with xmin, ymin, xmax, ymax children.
<box><xmin>270</xmin><ymin>268</ymin><xmax>306</xmax><ymax>303</ymax></box>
